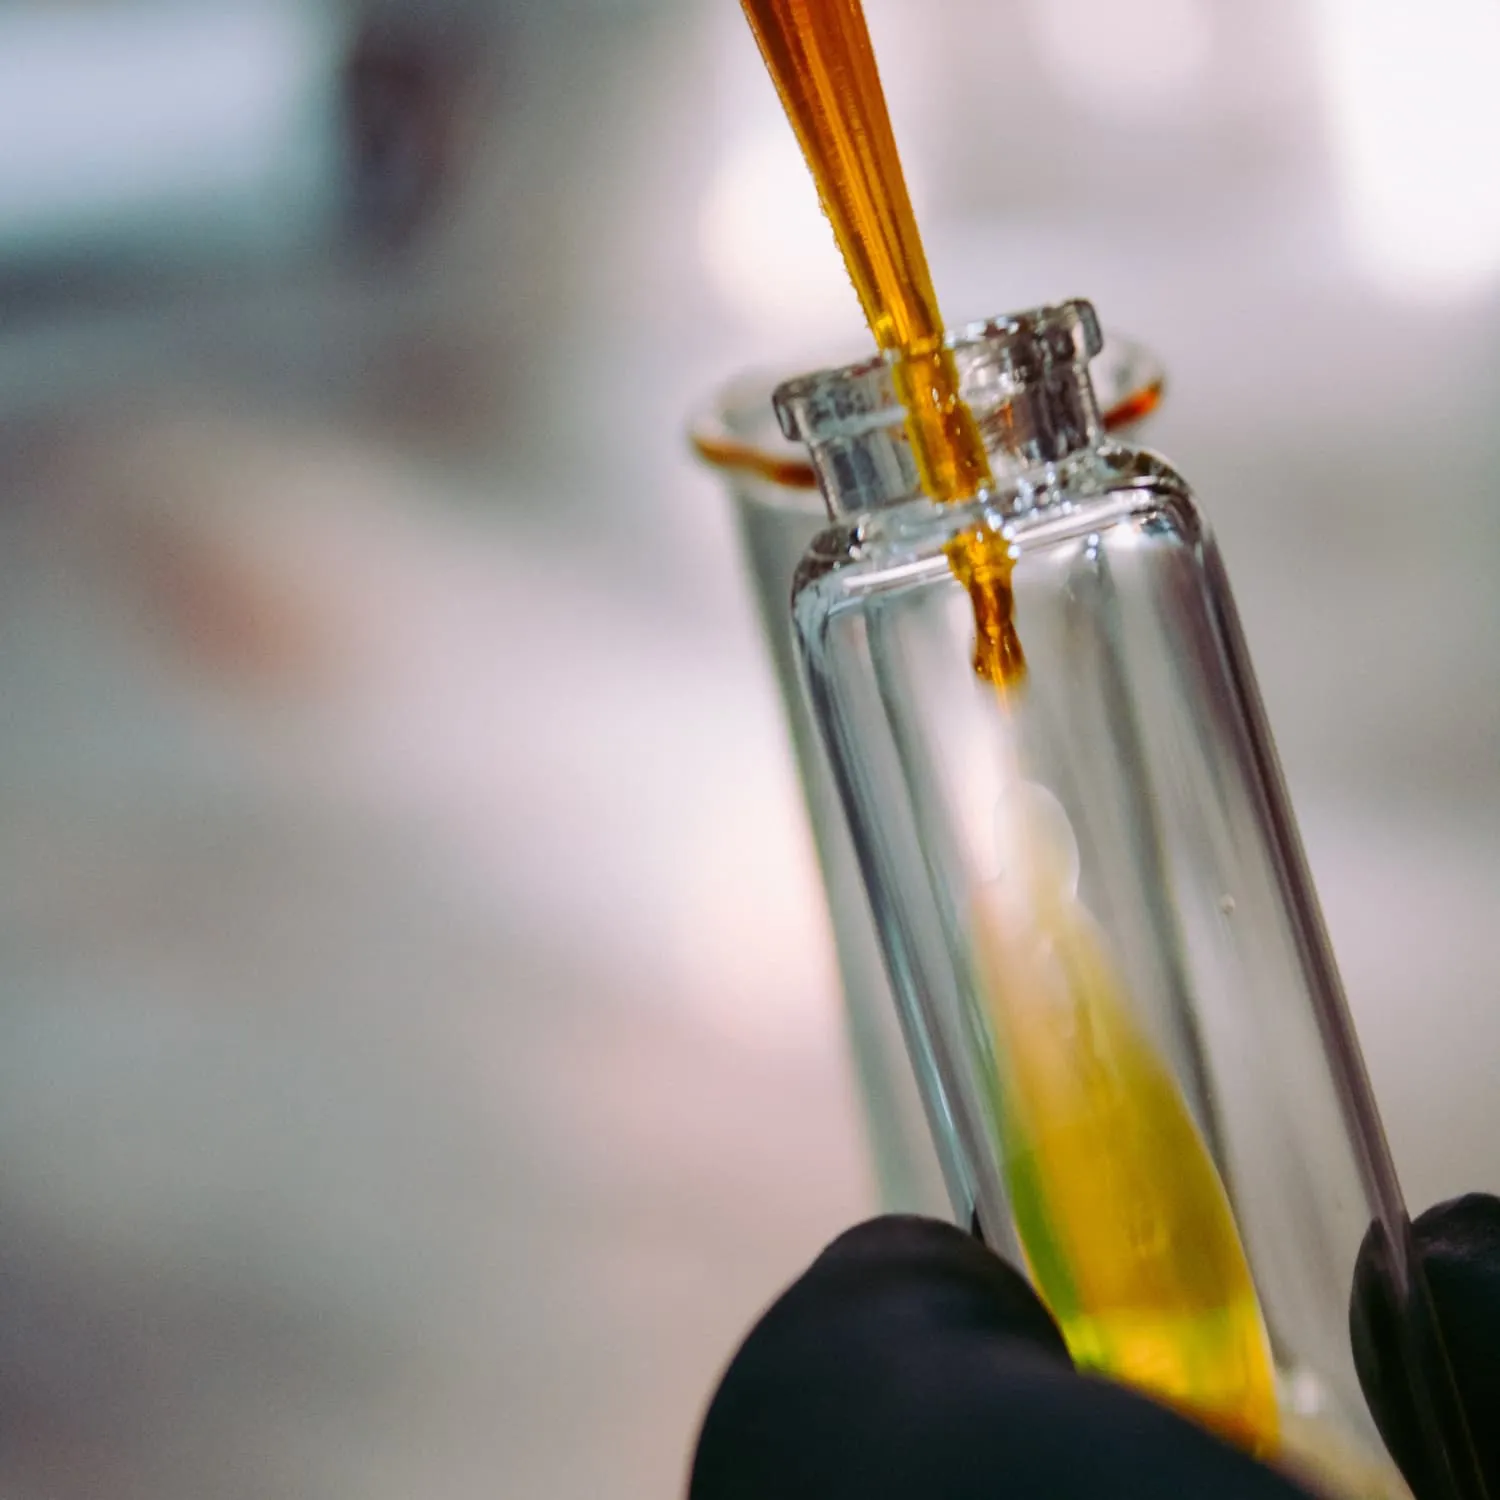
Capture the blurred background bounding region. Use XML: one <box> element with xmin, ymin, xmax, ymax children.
<box><xmin>1</xmin><ymin>0</ymin><xmax>1498</xmax><ymax>1495</ymax></box>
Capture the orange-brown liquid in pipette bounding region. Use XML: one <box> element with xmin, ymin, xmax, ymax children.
<box><xmin>741</xmin><ymin>0</ymin><xmax>1282</xmax><ymax>1462</ymax></box>
<box><xmin>740</xmin><ymin>0</ymin><xmax>1020</xmax><ymax>683</ymax></box>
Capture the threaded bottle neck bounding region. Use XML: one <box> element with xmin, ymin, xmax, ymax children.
<box><xmin>772</xmin><ymin>299</ymin><xmax>1105</xmax><ymax>518</ymax></box>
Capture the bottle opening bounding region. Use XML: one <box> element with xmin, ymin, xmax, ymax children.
<box><xmin>772</xmin><ymin>299</ymin><xmax>1108</xmax><ymax>517</ymax></box>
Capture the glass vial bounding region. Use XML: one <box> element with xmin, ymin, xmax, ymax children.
<box><xmin>687</xmin><ymin>340</ymin><xmax>1165</xmax><ymax>1227</ymax></box>
<box><xmin>693</xmin><ymin>371</ymin><xmax>956</xmax><ymax>1223</ymax></box>
<box><xmin>781</xmin><ymin>300</ymin><xmax>1483</xmax><ymax>1500</ymax></box>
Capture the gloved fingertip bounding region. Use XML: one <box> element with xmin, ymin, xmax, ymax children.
<box><xmin>1412</xmin><ymin>1192</ymin><xmax>1500</xmax><ymax>1262</ymax></box>
<box><xmin>1352</xmin><ymin>1195</ymin><xmax>1500</xmax><ymax>1500</ymax></box>
<box><xmin>1411</xmin><ymin>1194</ymin><xmax>1500</xmax><ymax>1495</ymax></box>
<box><xmin>808</xmin><ymin>1214</ymin><xmax>1071</xmax><ymax>1364</ymax></box>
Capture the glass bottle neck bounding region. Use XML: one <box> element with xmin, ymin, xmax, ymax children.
<box><xmin>773</xmin><ymin>299</ymin><xmax>1105</xmax><ymax>520</ymax></box>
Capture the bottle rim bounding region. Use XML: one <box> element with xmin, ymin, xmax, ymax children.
<box><xmin>771</xmin><ymin>300</ymin><xmax>1103</xmax><ymax>448</ymax></box>
<box><xmin>688</xmin><ymin>324</ymin><xmax>1163</xmax><ymax>497</ymax></box>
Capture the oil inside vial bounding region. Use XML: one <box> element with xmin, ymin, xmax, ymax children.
<box><xmin>975</xmin><ymin>787</ymin><xmax>1278</xmax><ymax>1455</ymax></box>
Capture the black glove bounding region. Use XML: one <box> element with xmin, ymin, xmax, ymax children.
<box><xmin>689</xmin><ymin>1196</ymin><xmax>1500</xmax><ymax>1500</ymax></box>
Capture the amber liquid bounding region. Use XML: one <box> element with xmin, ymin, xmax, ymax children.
<box><xmin>740</xmin><ymin>0</ymin><xmax>1021</xmax><ymax>682</ymax></box>
<box><xmin>741</xmin><ymin>0</ymin><xmax>1280</xmax><ymax>1463</ymax></box>
<box><xmin>974</xmin><ymin>858</ymin><xmax>1278</xmax><ymax>1456</ymax></box>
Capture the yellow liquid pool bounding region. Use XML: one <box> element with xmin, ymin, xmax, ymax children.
<box><xmin>975</xmin><ymin>794</ymin><xmax>1280</xmax><ymax>1456</ymax></box>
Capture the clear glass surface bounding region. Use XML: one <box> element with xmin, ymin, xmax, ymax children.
<box><xmin>691</xmin><ymin>335</ymin><xmax>1165</xmax><ymax>1229</ymax></box>
<box><xmin>786</xmin><ymin>305</ymin><xmax>1484</xmax><ymax>1499</ymax></box>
